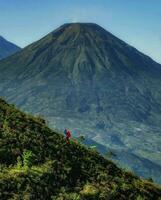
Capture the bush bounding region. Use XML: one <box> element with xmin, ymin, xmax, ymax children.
<box><xmin>80</xmin><ymin>183</ymin><xmax>99</xmax><ymax>198</ymax></box>
<box><xmin>16</xmin><ymin>156</ymin><xmax>22</xmax><ymax>169</ymax></box>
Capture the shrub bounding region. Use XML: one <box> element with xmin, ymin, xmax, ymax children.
<box><xmin>23</xmin><ymin>150</ymin><xmax>34</xmax><ymax>169</ymax></box>
<box><xmin>16</xmin><ymin>156</ymin><xmax>22</xmax><ymax>169</ymax></box>
<box><xmin>78</xmin><ymin>135</ymin><xmax>86</xmax><ymax>143</ymax></box>
<box><xmin>80</xmin><ymin>183</ymin><xmax>99</xmax><ymax>197</ymax></box>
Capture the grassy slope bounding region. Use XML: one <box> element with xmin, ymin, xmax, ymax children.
<box><xmin>0</xmin><ymin>98</ymin><xmax>161</xmax><ymax>200</ymax></box>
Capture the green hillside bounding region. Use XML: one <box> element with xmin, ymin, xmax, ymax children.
<box><xmin>0</xmin><ymin>23</ymin><xmax>161</xmax><ymax>183</ymax></box>
<box><xmin>0</xmin><ymin>98</ymin><xmax>161</xmax><ymax>200</ymax></box>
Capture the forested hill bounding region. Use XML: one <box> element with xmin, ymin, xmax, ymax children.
<box><xmin>0</xmin><ymin>98</ymin><xmax>161</xmax><ymax>199</ymax></box>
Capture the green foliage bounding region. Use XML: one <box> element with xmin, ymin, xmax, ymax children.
<box><xmin>23</xmin><ymin>150</ymin><xmax>34</xmax><ymax>169</ymax></box>
<box><xmin>136</xmin><ymin>195</ymin><xmax>145</xmax><ymax>200</ymax></box>
<box><xmin>35</xmin><ymin>115</ymin><xmax>46</xmax><ymax>125</ymax></box>
<box><xmin>16</xmin><ymin>156</ymin><xmax>22</xmax><ymax>169</ymax></box>
<box><xmin>147</xmin><ymin>177</ymin><xmax>154</xmax><ymax>183</ymax></box>
<box><xmin>77</xmin><ymin>135</ymin><xmax>86</xmax><ymax>143</ymax></box>
<box><xmin>0</xmin><ymin>98</ymin><xmax>161</xmax><ymax>199</ymax></box>
<box><xmin>52</xmin><ymin>191</ymin><xmax>81</xmax><ymax>200</ymax></box>
<box><xmin>80</xmin><ymin>183</ymin><xmax>99</xmax><ymax>198</ymax></box>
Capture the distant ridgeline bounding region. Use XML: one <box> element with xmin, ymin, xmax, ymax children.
<box><xmin>0</xmin><ymin>36</ymin><xmax>21</xmax><ymax>60</ymax></box>
<box><xmin>0</xmin><ymin>23</ymin><xmax>161</xmax><ymax>184</ymax></box>
<box><xmin>0</xmin><ymin>98</ymin><xmax>161</xmax><ymax>199</ymax></box>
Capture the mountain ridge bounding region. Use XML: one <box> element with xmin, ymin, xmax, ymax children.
<box><xmin>0</xmin><ymin>36</ymin><xmax>21</xmax><ymax>60</ymax></box>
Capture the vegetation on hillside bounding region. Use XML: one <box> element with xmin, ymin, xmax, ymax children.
<box><xmin>0</xmin><ymin>98</ymin><xmax>161</xmax><ymax>199</ymax></box>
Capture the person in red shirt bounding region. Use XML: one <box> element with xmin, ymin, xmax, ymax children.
<box><xmin>64</xmin><ymin>129</ymin><xmax>71</xmax><ymax>141</ymax></box>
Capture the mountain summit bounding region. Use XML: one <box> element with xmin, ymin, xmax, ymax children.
<box><xmin>0</xmin><ymin>23</ymin><xmax>161</xmax><ymax>183</ymax></box>
<box><xmin>0</xmin><ymin>36</ymin><xmax>21</xmax><ymax>60</ymax></box>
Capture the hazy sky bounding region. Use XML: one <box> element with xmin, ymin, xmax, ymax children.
<box><xmin>0</xmin><ymin>0</ymin><xmax>161</xmax><ymax>63</ymax></box>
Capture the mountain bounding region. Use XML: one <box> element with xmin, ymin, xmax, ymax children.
<box><xmin>0</xmin><ymin>36</ymin><xmax>21</xmax><ymax>60</ymax></box>
<box><xmin>0</xmin><ymin>98</ymin><xmax>161</xmax><ymax>199</ymax></box>
<box><xmin>0</xmin><ymin>23</ymin><xmax>161</xmax><ymax>183</ymax></box>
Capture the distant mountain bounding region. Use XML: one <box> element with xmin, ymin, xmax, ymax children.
<box><xmin>0</xmin><ymin>23</ymin><xmax>161</xmax><ymax>183</ymax></box>
<box><xmin>0</xmin><ymin>98</ymin><xmax>161</xmax><ymax>199</ymax></box>
<box><xmin>0</xmin><ymin>36</ymin><xmax>21</xmax><ymax>60</ymax></box>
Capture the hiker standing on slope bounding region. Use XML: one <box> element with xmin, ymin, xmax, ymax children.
<box><xmin>64</xmin><ymin>129</ymin><xmax>71</xmax><ymax>141</ymax></box>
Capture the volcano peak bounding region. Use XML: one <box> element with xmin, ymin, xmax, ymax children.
<box><xmin>53</xmin><ymin>22</ymin><xmax>106</xmax><ymax>36</ymax></box>
<box><xmin>61</xmin><ymin>22</ymin><xmax>100</xmax><ymax>28</ymax></box>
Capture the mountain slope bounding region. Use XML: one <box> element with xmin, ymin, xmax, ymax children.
<box><xmin>0</xmin><ymin>98</ymin><xmax>161</xmax><ymax>200</ymax></box>
<box><xmin>83</xmin><ymin>138</ymin><xmax>161</xmax><ymax>184</ymax></box>
<box><xmin>0</xmin><ymin>36</ymin><xmax>21</xmax><ymax>60</ymax></box>
<box><xmin>0</xmin><ymin>23</ymin><xmax>161</xmax><ymax>183</ymax></box>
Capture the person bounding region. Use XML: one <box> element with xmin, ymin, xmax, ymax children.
<box><xmin>64</xmin><ymin>129</ymin><xmax>71</xmax><ymax>141</ymax></box>
<box><xmin>64</xmin><ymin>129</ymin><xmax>67</xmax><ymax>136</ymax></box>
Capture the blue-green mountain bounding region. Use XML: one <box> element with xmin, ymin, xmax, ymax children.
<box><xmin>0</xmin><ymin>36</ymin><xmax>21</xmax><ymax>60</ymax></box>
<box><xmin>0</xmin><ymin>23</ymin><xmax>161</xmax><ymax>183</ymax></box>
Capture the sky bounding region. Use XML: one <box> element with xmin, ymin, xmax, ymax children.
<box><xmin>0</xmin><ymin>0</ymin><xmax>161</xmax><ymax>63</ymax></box>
